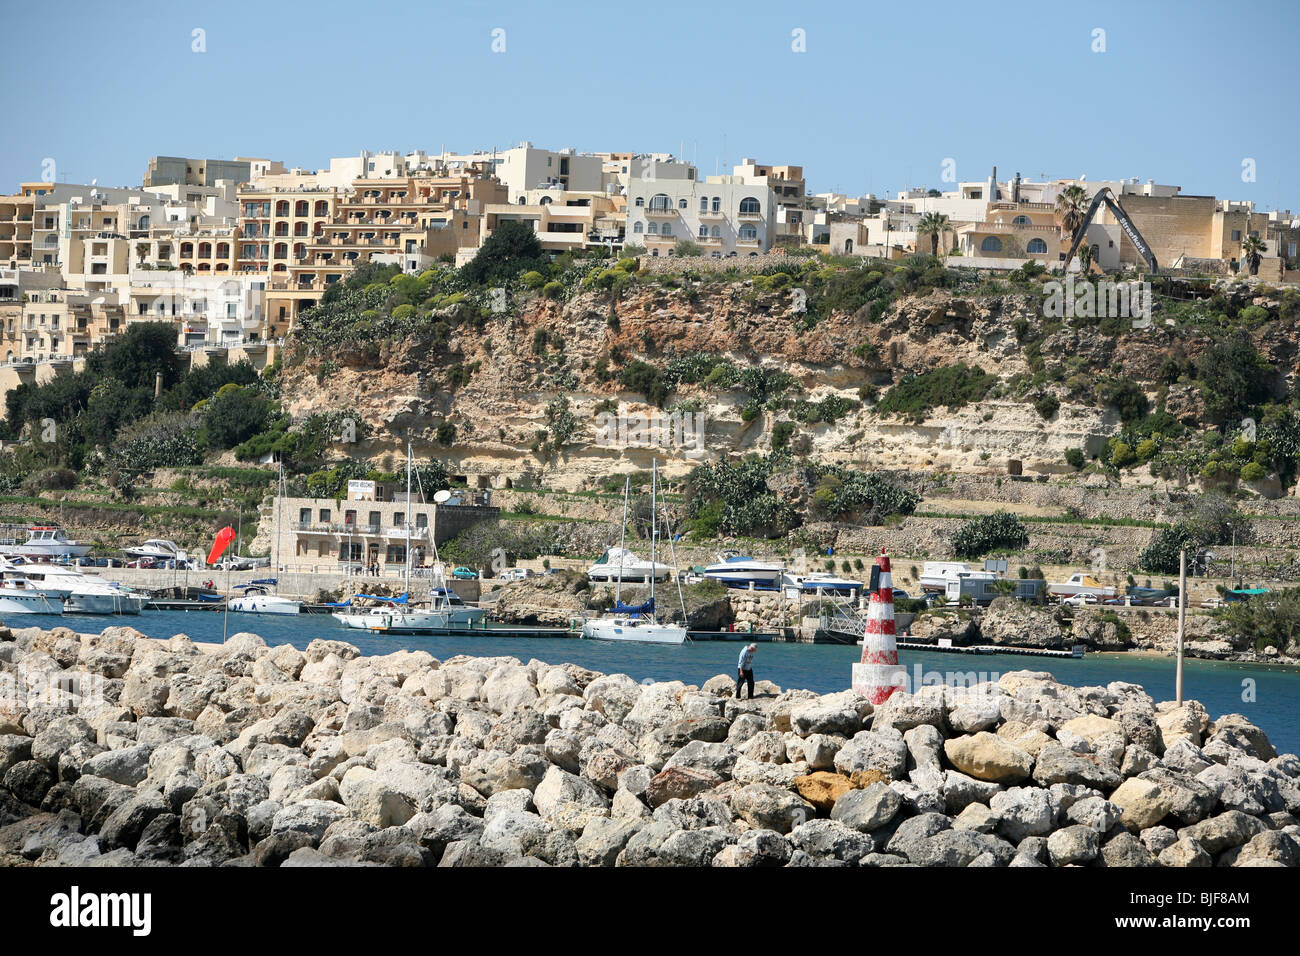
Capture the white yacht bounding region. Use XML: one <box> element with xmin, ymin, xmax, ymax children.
<box><xmin>0</xmin><ymin>526</ymin><xmax>92</xmax><ymax>559</ymax></box>
<box><xmin>781</xmin><ymin>570</ymin><xmax>863</xmax><ymax>599</ymax></box>
<box><xmin>227</xmin><ymin>581</ymin><xmax>302</xmax><ymax>615</ymax></box>
<box><xmin>2</xmin><ymin>559</ymin><xmax>147</xmax><ymax>614</ymax></box>
<box><xmin>587</xmin><ymin>546</ymin><xmax>673</xmax><ymax>583</ymax></box>
<box><xmin>702</xmin><ymin>552</ymin><xmax>784</xmax><ymax>589</ymax></box>
<box><xmin>1048</xmin><ymin>573</ymin><xmax>1118</xmax><ymax>600</ymax></box>
<box><xmin>582</xmin><ymin>465</ymin><xmax>688</xmax><ymax>645</ymax></box>
<box><xmin>123</xmin><ymin>539</ymin><xmax>187</xmax><ymax>563</ymax></box>
<box><xmin>0</xmin><ymin>574</ymin><xmax>66</xmax><ymax>615</ymax></box>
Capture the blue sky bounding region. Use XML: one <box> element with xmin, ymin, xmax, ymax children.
<box><xmin>3</xmin><ymin>0</ymin><xmax>1296</xmax><ymax>211</ymax></box>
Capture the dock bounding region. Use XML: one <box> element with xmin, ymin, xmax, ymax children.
<box><xmin>890</xmin><ymin>640</ymin><xmax>1085</xmax><ymax>659</ymax></box>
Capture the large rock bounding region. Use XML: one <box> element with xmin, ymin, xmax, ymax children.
<box><xmin>1032</xmin><ymin>745</ymin><xmax>1121</xmax><ymax>791</ymax></box>
<box><xmin>791</xmin><ymin>772</ymin><xmax>854</xmax><ymax>812</ymax></box>
<box><xmin>943</xmin><ymin>733</ymin><xmax>1033</xmax><ymax>784</ymax></box>
<box><xmin>644</xmin><ymin>766</ymin><xmax>723</xmax><ymax>808</ymax></box>
<box><xmin>829</xmin><ymin>782</ymin><xmax>902</xmax><ymax>833</ymax></box>
<box><xmin>833</xmin><ymin>728</ymin><xmax>908</xmax><ymax>782</ymax></box>
<box><xmin>989</xmin><ymin>787</ymin><xmax>1058</xmax><ymax>843</ymax></box>
<box><xmin>1047</xmin><ymin>825</ymin><xmax>1099</xmax><ymax>866</ymax></box>
<box><xmin>731</xmin><ymin>784</ymin><xmax>814</xmax><ymax>834</ymax></box>
<box><xmin>532</xmin><ymin>766</ymin><xmax>608</xmax><ymax>819</ymax></box>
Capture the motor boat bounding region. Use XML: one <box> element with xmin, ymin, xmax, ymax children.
<box><xmin>0</xmin><ymin>526</ymin><xmax>92</xmax><ymax>560</ymax></box>
<box><xmin>781</xmin><ymin>571</ymin><xmax>863</xmax><ymax>599</ymax></box>
<box><xmin>0</xmin><ymin>575</ymin><xmax>65</xmax><ymax>614</ymax></box>
<box><xmin>581</xmin><ymin>464</ymin><xmax>687</xmax><ymax>645</ymax></box>
<box><xmin>227</xmin><ymin>581</ymin><xmax>301</xmax><ymax>615</ymax></box>
<box><xmin>586</xmin><ymin>546</ymin><xmax>673</xmax><ymax>583</ymax></box>
<box><xmin>1</xmin><ymin>558</ymin><xmax>147</xmax><ymax>614</ymax></box>
<box><xmin>123</xmin><ymin>539</ymin><xmax>187</xmax><ymax>563</ymax></box>
<box><xmin>332</xmin><ymin>586</ymin><xmax>486</xmax><ymax>633</ymax></box>
<box><xmin>702</xmin><ymin>552</ymin><xmax>784</xmax><ymax>589</ymax></box>
<box><xmin>1048</xmin><ymin>573</ymin><xmax>1118</xmax><ymax>600</ymax></box>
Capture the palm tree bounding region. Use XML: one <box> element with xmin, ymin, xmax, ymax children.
<box><xmin>1241</xmin><ymin>234</ymin><xmax>1265</xmax><ymax>276</ymax></box>
<box><xmin>1055</xmin><ymin>184</ymin><xmax>1090</xmax><ymax>244</ymax></box>
<box><xmin>1078</xmin><ymin>243</ymin><xmax>1094</xmax><ymax>272</ymax></box>
<box><xmin>917</xmin><ymin>212</ymin><xmax>951</xmax><ymax>257</ymax></box>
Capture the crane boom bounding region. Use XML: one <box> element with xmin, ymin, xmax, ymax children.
<box><xmin>1062</xmin><ymin>187</ymin><xmax>1158</xmax><ymax>274</ymax></box>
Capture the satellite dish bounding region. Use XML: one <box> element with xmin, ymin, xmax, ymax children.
<box><xmin>433</xmin><ymin>490</ymin><xmax>451</xmax><ymax>504</ymax></box>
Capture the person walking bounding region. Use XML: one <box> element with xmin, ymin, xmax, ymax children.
<box><xmin>735</xmin><ymin>643</ymin><xmax>757</xmax><ymax>700</ymax></box>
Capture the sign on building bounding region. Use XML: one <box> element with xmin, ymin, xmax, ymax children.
<box><xmin>347</xmin><ymin>479</ymin><xmax>376</xmax><ymax>501</ymax></box>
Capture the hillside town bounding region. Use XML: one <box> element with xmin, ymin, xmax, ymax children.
<box><xmin>3</xmin><ymin>144</ymin><xmax>1297</xmax><ymax>393</ymax></box>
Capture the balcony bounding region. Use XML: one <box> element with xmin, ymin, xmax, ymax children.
<box><xmin>699</xmin><ymin>207</ymin><xmax>725</xmax><ymax>220</ymax></box>
<box><xmin>644</xmin><ymin>205</ymin><xmax>677</xmax><ymax>218</ymax></box>
<box><xmin>737</xmin><ymin>210</ymin><xmax>764</xmax><ymax>221</ymax></box>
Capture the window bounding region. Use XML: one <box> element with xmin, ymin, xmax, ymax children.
<box><xmin>980</xmin><ymin>236</ymin><xmax>1002</xmax><ymax>252</ymax></box>
<box><xmin>711</xmin><ymin>226</ymin><xmax>720</xmax><ymax>238</ymax></box>
<box><xmin>712</xmin><ymin>197</ymin><xmax>721</xmax><ymax>212</ymax></box>
<box><xmin>633</xmin><ymin>221</ymin><xmax>643</xmax><ymax>234</ymax></box>
<box><xmin>1026</xmin><ymin>237</ymin><xmax>1048</xmax><ymax>254</ymax></box>
<box><xmin>319</xmin><ymin>509</ymin><xmax>331</xmax><ymax>522</ymax></box>
<box><xmin>661</xmin><ymin>224</ymin><xmax>673</xmax><ymax>237</ymax></box>
<box><xmin>699</xmin><ymin>197</ymin><xmax>708</xmax><ymax>212</ymax></box>
<box><xmin>1231</xmin><ymin>229</ymin><xmax>1241</xmax><ymax>241</ymax></box>
<box><xmin>1012</xmin><ymin>215</ymin><xmax>1032</xmax><ymax>226</ymax></box>
<box><xmin>678</xmin><ymin>198</ymin><xmax>688</xmax><ymax>209</ymax></box>
<box><xmin>634</xmin><ymin>197</ymin><xmax>644</xmax><ymax>207</ymax></box>
<box><xmin>647</xmin><ymin>222</ymin><xmax>658</xmax><ymax>235</ymax></box>
<box><xmin>368</xmin><ymin>511</ymin><xmax>381</xmax><ymax>528</ymax></box>
<box><xmin>699</xmin><ymin>226</ymin><xmax>709</xmax><ymax>238</ymax></box>
<box><xmin>298</xmin><ymin>508</ymin><xmax>311</xmax><ymax>524</ymax></box>
<box><xmin>738</xmin><ymin>225</ymin><xmax>757</xmax><ymax>240</ymax></box>
<box><xmin>739</xmin><ymin>197</ymin><xmax>761</xmax><ymax>215</ymax></box>
<box><xmin>648</xmin><ymin>194</ymin><xmax>673</xmax><ymax>211</ymax></box>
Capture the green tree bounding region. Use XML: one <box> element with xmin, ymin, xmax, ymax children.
<box><xmin>461</xmin><ymin>220</ymin><xmax>545</xmax><ymax>286</ymax></box>
<box><xmin>1055</xmin><ymin>184</ymin><xmax>1090</xmax><ymax>244</ymax></box>
<box><xmin>201</xmin><ymin>385</ymin><xmax>271</xmax><ymax>449</ymax></box>
<box><xmin>916</xmin><ymin>213</ymin><xmax>952</xmax><ymax>257</ymax></box>
<box><xmin>1241</xmin><ymin>234</ymin><xmax>1265</xmax><ymax>276</ymax></box>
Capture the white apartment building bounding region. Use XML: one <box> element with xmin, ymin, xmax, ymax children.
<box><xmin>625</xmin><ymin>171</ymin><xmax>775</xmax><ymax>257</ymax></box>
<box><xmin>435</xmin><ymin>142</ymin><xmax>605</xmax><ymax>202</ymax></box>
<box><xmin>128</xmin><ymin>271</ymin><xmax>267</xmax><ymax>347</ymax></box>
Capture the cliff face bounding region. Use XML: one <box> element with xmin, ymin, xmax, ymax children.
<box><xmin>274</xmin><ymin>281</ymin><xmax>1287</xmax><ymax>492</ymax></box>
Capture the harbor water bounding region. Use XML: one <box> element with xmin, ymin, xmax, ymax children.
<box><xmin>22</xmin><ymin>609</ymin><xmax>1300</xmax><ymax>758</ymax></box>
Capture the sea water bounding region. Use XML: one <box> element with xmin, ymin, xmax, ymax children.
<box><xmin>27</xmin><ymin>610</ymin><xmax>1300</xmax><ymax>757</ymax></box>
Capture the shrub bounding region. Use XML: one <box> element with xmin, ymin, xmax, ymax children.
<box><xmin>542</xmin><ymin>281</ymin><xmax>564</xmax><ymax>300</ymax></box>
<box><xmin>436</xmin><ymin>421</ymin><xmax>457</xmax><ymax>446</ymax></box>
<box><xmin>951</xmin><ymin>511</ymin><xmax>1029</xmax><ymax>559</ymax></box>
<box><xmin>1064</xmin><ymin>448</ymin><xmax>1086</xmax><ymax>469</ymax></box>
<box><xmin>875</xmin><ymin>364</ymin><xmax>996</xmax><ymax>421</ymax></box>
<box><xmin>1240</xmin><ymin>461</ymin><xmax>1268</xmax><ymax>482</ymax></box>
<box><xmin>1035</xmin><ymin>394</ymin><xmax>1060</xmax><ymax>419</ymax></box>
<box><xmin>771</xmin><ymin>421</ymin><xmax>796</xmax><ymax>451</ymax></box>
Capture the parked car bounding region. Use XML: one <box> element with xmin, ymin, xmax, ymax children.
<box><xmin>451</xmin><ymin>567</ymin><xmax>478</xmax><ymax>580</ymax></box>
<box><xmin>498</xmin><ymin>567</ymin><xmax>532</xmax><ymax>582</ymax></box>
<box><xmin>126</xmin><ymin>558</ymin><xmax>156</xmax><ymax>569</ymax></box>
<box><xmin>1061</xmin><ymin>594</ymin><xmax>1098</xmax><ymax>607</ymax></box>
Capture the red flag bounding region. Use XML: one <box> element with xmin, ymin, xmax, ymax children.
<box><xmin>207</xmin><ymin>526</ymin><xmax>235</xmax><ymax>565</ymax></box>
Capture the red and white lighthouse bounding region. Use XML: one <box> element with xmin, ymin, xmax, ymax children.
<box><xmin>852</xmin><ymin>549</ymin><xmax>907</xmax><ymax>704</ymax></box>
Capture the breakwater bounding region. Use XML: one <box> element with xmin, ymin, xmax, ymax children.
<box><xmin>1</xmin><ymin>623</ymin><xmax>1297</xmax><ymax>867</ymax></box>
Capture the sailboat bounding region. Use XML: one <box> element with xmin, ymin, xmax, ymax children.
<box><xmin>332</xmin><ymin>444</ymin><xmax>486</xmax><ymax>634</ymax></box>
<box><xmin>228</xmin><ymin>459</ymin><xmax>301</xmax><ymax>615</ymax></box>
<box><xmin>581</xmin><ymin>461</ymin><xmax>688</xmax><ymax>645</ymax></box>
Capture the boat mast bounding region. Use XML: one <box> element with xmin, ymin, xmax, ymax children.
<box><xmin>405</xmin><ymin>440</ymin><xmax>413</xmax><ymax>599</ymax></box>
<box><xmin>615</xmin><ymin>475</ymin><xmax>629</xmax><ymax>608</ymax></box>
<box><xmin>650</xmin><ymin>459</ymin><xmax>658</xmax><ymax>623</ymax></box>
<box><xmin>273</xmin><ymin>457</ymin><xmax>283</xmax><ymax>589</ymax></box>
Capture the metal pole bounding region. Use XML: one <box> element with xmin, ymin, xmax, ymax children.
<box><xmin>1176</xmin><ymin>548</ymin><xmax>1186</xmax><ymax>705</ymax></box>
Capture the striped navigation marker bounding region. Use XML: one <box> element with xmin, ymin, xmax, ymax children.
<box><xmin>852</xmin><ymin>549</ymin><xmax>907</xmax><ymax>704</ymax></box>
